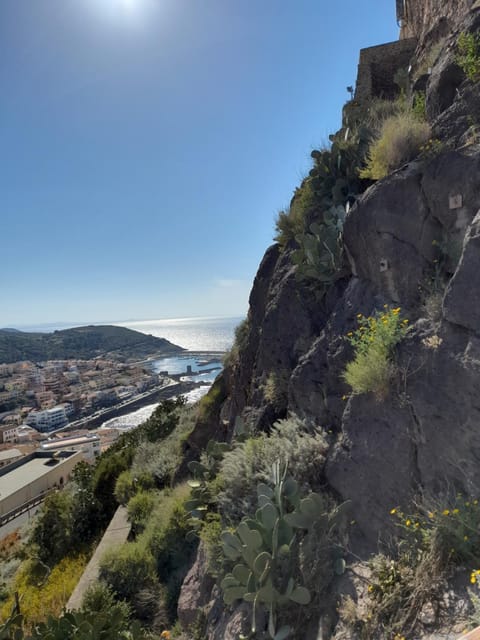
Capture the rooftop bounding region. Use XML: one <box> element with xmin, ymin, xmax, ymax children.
<box><xmin>0</xmin><ymin>449</ymin><xmax>22</xmax><ymax>462</ymax></box>
<box><xmin>0</xmin><ymin>452</ymin><xmax>79</xmax><ymax>503</ymax></box>
<box><xmin>41</xmin><ymin>434</ymin><xmax>100</xmax><ymax>450</ymax></box>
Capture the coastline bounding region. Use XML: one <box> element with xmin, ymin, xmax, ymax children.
<box><xmin>62</xmin><ymin>349</ymin><xmax>225</xmax><ymax>432</ymax></box>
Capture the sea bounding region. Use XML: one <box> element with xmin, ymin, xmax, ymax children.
<box><xmin>117</xmin><ymin>315</ymin><xmax>243</xmax><ymax>352</ymax></box>
<box><xmin>98</xmin><ymin>315</ymin><xmax>243</xmax><ymax>431</ymax></box>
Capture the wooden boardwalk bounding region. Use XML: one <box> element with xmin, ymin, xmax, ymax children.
<box><xmin>66</xmin><ymin>506</ymin><xmax>131</xmax><ymax>611</ymax></box>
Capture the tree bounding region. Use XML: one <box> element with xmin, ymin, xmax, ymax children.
<box><xmin>31</xmin><ymin>491</ymin><xmax>72</xmax><ymax>566</ymax></box>
<box><xmin>70</xmin><ymin>461</ymin><xmax>102</xmax><ymax>546</ymax></box>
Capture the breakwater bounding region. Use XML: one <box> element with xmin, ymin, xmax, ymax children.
<box><xmin>65</xmin><ymin>380</ymin><xmax>201</xmax><ymax>431</ymax></box>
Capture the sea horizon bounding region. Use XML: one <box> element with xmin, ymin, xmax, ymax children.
<box><xmin>5</xmin><ymin>313</ymin><xmax>243</xmax><ymax>332</ymax></box>
<box><xmin>5</xmin><ymin>315</ymin><xmax>244</xmax><ymax>353</ymax></box>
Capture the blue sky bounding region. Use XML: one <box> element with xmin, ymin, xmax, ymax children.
<box><xmin>1</xmin><ymin>0</ymin><xmax>398</xmax><ymax>327</ymax></box>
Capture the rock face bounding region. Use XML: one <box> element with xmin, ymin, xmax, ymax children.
<box><xmin>444</xmin><ymin>211</ymin><xmax>480</xmax><ymax>332</ymax></box>
<box><xmin>400</xmin><ymin>0</ymin><xmax>473</xmax><ymax>41</ymax></box>
<box><xmin>178</xmin><ymin>4</ymin><xmax>480</xmax><ymax>638</ymax></box>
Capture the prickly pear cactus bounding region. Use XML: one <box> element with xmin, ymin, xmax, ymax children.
<box><xmin>220</xmin><ymin>461</ymin><xmax>326</xmax><ymax>639</ymax></box>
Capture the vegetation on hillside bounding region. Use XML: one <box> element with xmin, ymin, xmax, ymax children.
<box><xmin>0</xmin><ymin>325</ymin><xmax>183</xmax><ymax>364</ymax></box>
<box><xmin>0</xmin><ymin>398</ymin><xmax>193</xmax><ymax>638</ymax></box>
<box><xmin>343</xmin><ymin>306</ymin><xmax>409</xmax><ymax>398</ymax></box>
<box><xmin>274</xmin><ymin>94</ymin><xmax>431</xmax><ymax>302</ymax></box>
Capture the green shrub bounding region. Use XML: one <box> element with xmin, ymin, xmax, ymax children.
<box><xmin>274</xmin><ymin>209</ymin><xmax>297</xmax><ymax>247</ymax></box>
<box><xmin>94</xmin><ymin>449</ymin><xmax>132</xmax><ymax>522</ymax></box>
<box><xmin>127</xmin><ymin>492</ymin><xmax>156</xmax><ymax>535</ymax></box>
<box><xmin>30</xmin><ymin>492</ymin><xmax>72</xmax><ymax>566</ymax></box>
<box><xmin>217</xmin><ymin>417</ymin><xmax>328</xmax><ymax>524</ymax></box>
<box><xmin>456</xmin><ymin>31</ymin><xmax>480</xmax><ymax>82</ymax></box>
<box><xmin>343</xmin><ymin>307</ymin><xmax>409</xmax><ymax>398</ymax></box>
<box><xmin>199</xmin><ymin>513</ymin><xmax>224</xmax><ymax>577</ymax></box>
<box><xmin>130</xmin><ymin>405</ymin><xmax>196</xmax><ymax>489</ymax></box>
<box><xmin>360</xmin><ymin>111</ymin><xmax>431</xmax><ymax>179</ymax></box>
<box><xmin>99</xmin><ymin>543</ymin><xmax>157</xmax><ymax>602</ymax></box>
<box><xmin>115</xmin><ymin>470</ymin><xmax>137</xmax><ymax>506</ymax></box>
<box><xmin>223</xmin><ymin>317</ymin><xmax>250</xmax><ymax>368</ymax></box>
<box><xmin>274</xmin><ymin>178</ymin><xmax>320</xmax><ymax>246</ymax></box>
<box><xmin>81</xmin><ymin>581</ymin><xmax>131</xmax><ymax>624</ymax></box>
<box><xmin>412</xmin><ymin>91</ymin><xmax>426</xmax><ymax>120</ymax></box>
<box><xmin>392</xmin><ymin>496</ymin><xmax>480</xmax><ymax>569</ymax></box>
<box><xmin>145</xmin><ymin>503</ymin><xmax>196</xmax><ymax>620</ymax></box>
<box><xmin>196</xmin><ymin>376</ymin><xmax>227</xmax><ymax>423</ymax></box>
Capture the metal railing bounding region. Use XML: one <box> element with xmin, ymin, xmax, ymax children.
<box><xmin>0</xmin><ymin>488</ymin><xmax>56</xmax><ymax>527</ymax></box>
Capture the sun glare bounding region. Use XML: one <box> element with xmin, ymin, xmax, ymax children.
<box><xmin>87</xmin><ymin>0</ymin><xmax>150</xmax><ymax>25</ymax></box>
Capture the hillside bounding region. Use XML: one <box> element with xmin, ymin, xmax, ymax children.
<box><xmin>174</xmin><ymin>3</ymin><xmax>480</xmax><ymax>639</ymax></box>
<box><xmin>0</xmin><ymin>325</ymin><xmax>184</xmax><ymax>363</ymax></box>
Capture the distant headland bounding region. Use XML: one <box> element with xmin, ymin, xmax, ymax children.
<box><xmin>0</xmin><ymin>324</ymin><xmax>184</xmax><ymax>365</ymax></box>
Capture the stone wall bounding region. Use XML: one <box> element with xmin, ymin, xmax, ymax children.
<box><xmin>400</xmin><ymin>0</ymin><xmax>475</xmax><ymax>42</ymax></box>
<box><xmin>355</xmin><ymin>39</ymin><xmax>417</xmax><ymax>102</ymax></box>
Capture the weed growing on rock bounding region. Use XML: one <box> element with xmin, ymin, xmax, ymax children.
<box><xmin>391</xmin><ymin>496</ymin><xmax>480</xmax><ymax>569</ymax></box>
<box><xmin>456</xmin><ymin>31</ymin><xmax>480</xmax><ymax>82</ymax></box>
<box><xmin>359</xmin><ymin>110</ymin><xmax>431</xmax><ymax>179</ymax></box>
<box><xmin>343</xmin><ymin>306</ymin><xmax>409</xmax><ymax>398</ymax></box>
<box><xmin>412</xmin><ymin>91</ymin><xmax>426</xmax><ymax>120</ymax></box>
<box><xmin>351</xmin><ymin>497</ymin><xmax>480</xmax><ymax>637</ymax></box>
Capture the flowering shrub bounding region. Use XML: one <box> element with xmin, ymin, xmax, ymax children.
<box><xmin>353</xmin><ymin>496</ymin><xmax>480</xmax><ymax>637</ymax></box>
<box><xmin>343</xmin><ymin>306</ymin><xmax>409</xmax><ymax>398</ymax></box>
<box><xmin>390</xmin><ymin>495</ymin><xmax>480</xmax><ymax>567</ymax></box>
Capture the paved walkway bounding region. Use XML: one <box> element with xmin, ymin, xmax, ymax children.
<box><xmin>66</xmin><ymin>506</ymin><xmax>131</xmax><ymax>611</ymax></box>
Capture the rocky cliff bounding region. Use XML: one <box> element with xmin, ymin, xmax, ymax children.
<box><xmin>178</xmin><ymin>4</ymin><xmax>480</xmax><ymax>639</ymax></box>
<box><xmin>400</xmin><ymin>0</ymin><xmax>475</xmax><ymax>42</ymax></box>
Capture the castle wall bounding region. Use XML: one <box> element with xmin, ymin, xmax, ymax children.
<box><xmin>355</xmin><ymin>39</ymin><xmax>417</xmax><ymax>102</ymax></box>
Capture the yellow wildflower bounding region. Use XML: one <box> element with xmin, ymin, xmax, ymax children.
<box><xmin>427</xmin><ymin>511</ymin><xmax>435</xmax><ymax>519</ymax></box>
<box><xmin>442</xmin><ymin>509</ymin><xmax>450</xmax><ymax>516</ymax></box>
<box><xmin>474</xmin><ymin>499</ymin><xmax>478</xmax><ymax>505</ymax></box>
<box><xmin>464</xmin><ymin>536</ymin><xmax>469</xmax><ymax>541</ymax></box>
<box><xmin>390</xmin><ymin>508</ymin><xmax>397</xmax><ymax>515</ymax></box>
<box><xmin>405</xmin><ymin>519</ymin><xmax>411</xmax><ymax>527</ymax></box>
<box><xmin>453</xmin><ymin>508</ymin><xmax>459</xmax><ymax>514</ymax></box>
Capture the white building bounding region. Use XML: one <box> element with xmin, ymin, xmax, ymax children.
<box><xmin>0</xmin><ymin>450</ymin><xmax>82</xmax><ymax>521</ymax></box>
<box><xmin>40</xmin><ymin>433</ymin><xmax>101</xmax><ymax>463</ymax></box>
<box><xmin>26</xmin><ymin>406</ymin><xmax>69</xmax><ymax>433</ymax></box>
